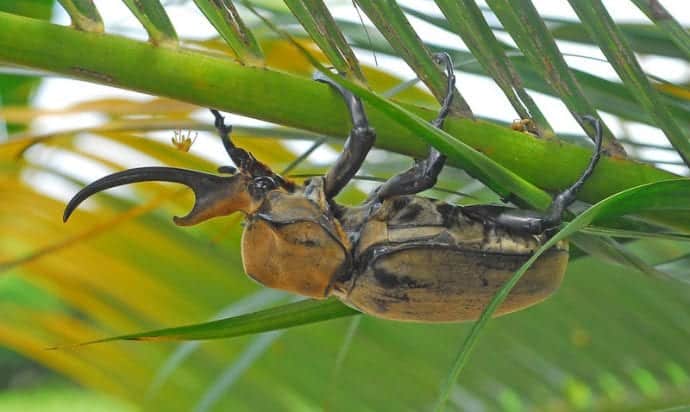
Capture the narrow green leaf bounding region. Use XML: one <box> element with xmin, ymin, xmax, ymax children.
<box><xmin>435</xmin><ymin>178</ymin><xmax>690</xmax><ymax>411</ymax></box>
<box><xmin>570</xmin><ymin>233</ymin><xmax>676</xmax><ymax>280</ymax></box>
<box><xmin>121</xmin><ymin>0</ymin><xmax>178</xmax><ymax>47</ymax></box>
<box><xmin>59</xmin><ymin>298</ymin><xmax>358</xmax><ymax>345</ymax></box>
<box><xmin>579</xmin><ymin>226</ymin><xmax>690</xmax><ymax>242</ymax></box>
<box><xmin>283</xmin><ymin>0</ymin><xmax>364</xmax><ymax>81</ymax></box>
<box><xmin>422</xmin><ymin>2</ymin><xmax>554</xmax><ymax>137</ymax></box>
<box><xmin>193</xmin><ymin>0</ymin><xmax>263</xmax><ymax>64</ymax></box>
<box><xmin>486</xmin><ymin>0</ymin><xmax>626</xmax><ymax>156</ymax></box>
<box><xmin>629</xmin><ymin>0</ymin><xmax>690</xmax><ymax>61</ymax></box>
<box><xmin>354</xmin><ymin>0</ymin><xmax>472</xmax><ymax>117</ymax></box>
<box><xmin>569</xmin><ymin>1</ymin><xmax>690</xmax><ymax>166</ymax></box>
<box><xmin>57</xmin><ymin>0</ymin><xmax>104</xmax><ymax>32</ymax></box>
<box><xmin>551</xmin><ymin>22</ymin><xmax>688</xmax><ymax>60</ymax></box>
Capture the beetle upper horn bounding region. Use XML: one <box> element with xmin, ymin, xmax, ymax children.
<box><xmin>63</xmin><ymin>166</ymin><xmax>242</xmax><ymax>225</ymax></box>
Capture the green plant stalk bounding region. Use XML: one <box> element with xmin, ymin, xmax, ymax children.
<box><xmin>0</xmin><ymin>12</ymin><xmax>675</xmax><ymax>206</ymax></box>
<box><xmin>121</xmin><ymin>0</ymin><xmax>177</xmax><ymax>47</ymax></box>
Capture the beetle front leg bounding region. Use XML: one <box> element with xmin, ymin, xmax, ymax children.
<box><xmin>314</xmin><ymin>72</ymin><xmax>376</xmax><ymax>199</ymax></box>
<box><xmin>494</xmin><ymin>115</ymin><xmax>604</xmax><ymax>235</ymax></box>
<box><xmin>374</xmin><ymin>52</ymin><xmax>456</xmax><ymax>201</ymax></box>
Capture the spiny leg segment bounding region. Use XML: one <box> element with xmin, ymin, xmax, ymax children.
<box><xmin>209</xmin><ymin>109</ymin><xmax>290</xmax><ymax>190</ymax></box>
<box><xmin>313</xmin><ymin>72</ymin><xmax>376</xmax><ymax>199</ymax></box>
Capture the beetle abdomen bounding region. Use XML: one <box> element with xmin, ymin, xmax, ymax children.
<box><xmin>338</xmin><ymin>243</ymin><xmax>567</xmax><ymax>322</ymax></box>
<box><xmin>333</xmin><ymin>196</ymin><xmax>569</xmax><ymax>322</ymax></box>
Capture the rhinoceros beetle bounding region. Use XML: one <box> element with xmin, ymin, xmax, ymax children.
<box><xmin>64</xmin><ymin>53</ymin><xmax>602</xmax><ymax>322</ymax></box>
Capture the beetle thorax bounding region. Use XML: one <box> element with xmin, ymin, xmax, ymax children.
<box><xmin>240</xmin><ymin>178</ymin><xmax>351</xmax><ymax>298</ymax></box>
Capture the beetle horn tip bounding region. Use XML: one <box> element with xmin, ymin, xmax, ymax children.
<box><xmin>63</xmin><ymin>201</ymin><xmax>78</xmax><ymax>222</ymax></box>
<box><xmin>172</xmin><ymin>215</ymin><xmax>189</xmax><ymax>226</ymax></box>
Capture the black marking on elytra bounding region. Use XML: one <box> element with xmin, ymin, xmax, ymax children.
<box><xmin>373</xmin><ymin>266</ymin><xmax>428</xmax><ymax>290</ymax></box>
<box><xmin>479</xmin><ymin>253</ymin><xmax>530</xmax><ymax>271</ymax></box>
<box><xmin>396</xmin><ymin>202</ymin><xmax>424</xmax><ymax>223</ymax></box>
<box><xmin>391</xmin><ymin>196</ymin><xmax>411</xmax><ymax>212</ymax></box>
<box><xmin>435</xmin><ymin>202</ymin><xmax>457</xmax><ymax>227</ymax></box>
<box><xmin>371</xmin><ymin>297</ymin><xmax>390</xmax><ymax>313</ymax></box>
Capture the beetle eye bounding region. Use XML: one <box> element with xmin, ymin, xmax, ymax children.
<box><xmin>248</xmin><ymin>176</ymin><xmax>277</xmax><ymax>197</ymax></box>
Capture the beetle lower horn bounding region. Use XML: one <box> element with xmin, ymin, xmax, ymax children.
<box><xmin>63</xmin><ymin>167</ymin><xmax>251</xmax><ymax>226</ymax></box>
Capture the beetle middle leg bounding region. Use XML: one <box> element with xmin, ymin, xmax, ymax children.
<box><xmin>314</xmin><ymin>72</ymin><xmax>376</xmax><ymax>199</ymax></box>
<box><xmin>373</xmin><ymin>52</ymin><xmax>456</xmax><ymax>201</ymax></box>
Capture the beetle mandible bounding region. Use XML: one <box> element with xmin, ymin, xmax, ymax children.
<box><xmin>64</xmin><ymin>53</ymin><xmax>603</xmax><ymax>322</ymax></box>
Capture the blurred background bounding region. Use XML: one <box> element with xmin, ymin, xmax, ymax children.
<box><xmin>1</xmin><ymin>0</ymin><xmax>690</xmax><ymax>411</ymax></box>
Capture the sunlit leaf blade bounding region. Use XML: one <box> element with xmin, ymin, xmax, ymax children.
<box><xmin>192</xmin><ymin>0</ymin><xmax>263</xmax><ymax>65</ymax></box>
<box><xmin>551</xmin><ymin>21</ymin><xmax>689</xmax><ymax>60</ymax></box>
<box><xmin>282</xmin><ymin>0</ymin><xmax>364</xmax><ymax>81</ymax></box>
<box><xmin>622</xmin><ymin>1</ymin><xmax>690</xmax><ymax>60</ymax></box>
<box><xmin>436</xmin><ymin>178</ymin><xmax>690</xmax><ymax>411</ymax></box>
<box><xmin>354</xmin><ymin>0</ymin><xmax>472</xmax><ymax>117</ymax></box>
<box><xmin>121</xmin><ymin>0</ymin><xmax>178</xmax><ymax>46</ymax></box>
<box><xmin>57</xmin><ymin>0</ymin><xmax>103</xmax><ymax>32</ymax></box>
<box><xmin>65</xmin><ymin>298</ymin><xmax>357</xmax><ymax>345</ymax></box>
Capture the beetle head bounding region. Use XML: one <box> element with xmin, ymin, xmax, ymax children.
<box><xmin>63</xmin><ymin>166</ymin><xmax>267</xmax><ymax>226</ymax></box>
<box><xmin>65</xmin><ymin>110</ymin><xmax>294</xmax><ymax>226</ymax></box>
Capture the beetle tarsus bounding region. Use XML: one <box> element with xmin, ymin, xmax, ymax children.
<box><xmin>430</xmin><ymin>52</ymin><xmax>455</xmax><ymax>129</ymax></box>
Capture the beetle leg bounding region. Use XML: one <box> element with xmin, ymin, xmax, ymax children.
<box><xmin>373</xmin><ymin>52</ymin><xmax>455</xmax><ymax>201</ymax></box>
<box><xmin>314</xmin><ymin>72</ymin><xmax>376</xmax><ymax>199</ymax></box>
<box><xmin>209</xmin><ymin>109</ymin><xmax>292</xmax><ymax>190</ymax></box>
<box><xmin>493</xmin><ymin>115</ymin><xmax>604</xmax><ymax>235</ymax></box>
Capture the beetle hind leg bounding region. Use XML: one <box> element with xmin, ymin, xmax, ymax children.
<box><xmin>494</xmin><ymin>115</ymin><xmax>604</xmax><ymax>235</ymax></box>
<box><xmin>374</xmin><ymin>52</ymin><xmax>456</xmax><ymax>201</ymax></box>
